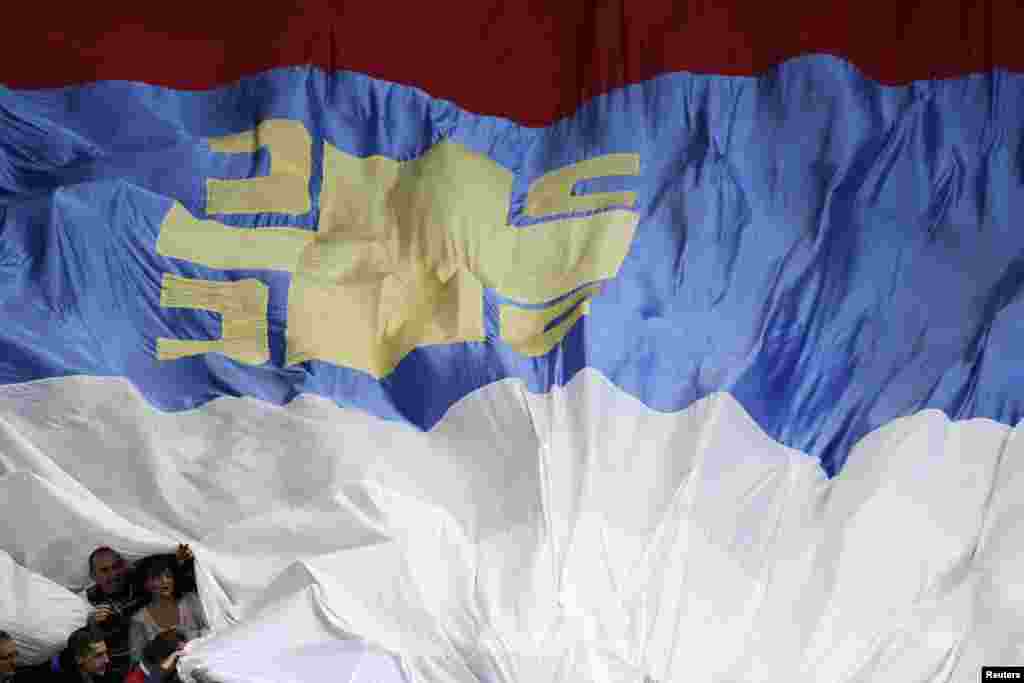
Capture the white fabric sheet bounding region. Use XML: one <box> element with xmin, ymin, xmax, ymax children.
<box><xmin>1</xmin><ymin>369</ymin><xmax>1021</xmax><ymax>682</ymax></box>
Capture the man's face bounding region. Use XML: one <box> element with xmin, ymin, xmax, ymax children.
<box><xmin>77</xmin><ymin>641</ymin><xmax>110</xmax><ymax>676</ymax></box>
<box><xmin>0</xmin><ymin>638</ymin><xmax>16</xmax><ymax>674</ymax></box>
<box><xmin>92</xmin><ymin>551</ymin><xmax>127</xmax><ymax>595</ymax></box>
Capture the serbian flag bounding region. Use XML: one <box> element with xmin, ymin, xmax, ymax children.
<box><xmin>0</xmin><ymin>2</ymin><xmax>1022</xmax><ymax>681</ymax></box>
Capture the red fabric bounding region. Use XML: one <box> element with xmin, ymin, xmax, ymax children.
<box><xmin>0</xmin><ymin>0</ymin><xmax>1020</xmax><ymax>125</ymax></box>
<box><xmin>123</xmin><ymin>667</ymin><xmax>146</xmax><ymax>683</ymax></box>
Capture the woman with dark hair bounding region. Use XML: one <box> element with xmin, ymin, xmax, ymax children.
<box><xmin>129</xmin><ymin>556</ymin><xmax>208</xmax><ymax>666</ymax></box>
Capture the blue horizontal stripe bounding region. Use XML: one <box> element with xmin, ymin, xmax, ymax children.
<box><xmin>1</xmin><ymin>55</ymin><xmax>1022</xmax><ymax>476</ymax></box>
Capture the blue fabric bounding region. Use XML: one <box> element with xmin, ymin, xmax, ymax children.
<box><xmin>0</xmin><ymin>55</ymin><xmax>1021</xmax><ymax>476</ymax></box>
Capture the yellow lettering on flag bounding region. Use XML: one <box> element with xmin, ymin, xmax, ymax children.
<box><xmin>155</xmin><ymin>119</ymin><xmax>640</xmax><ymax>375</ymax></box>
<box><xmin>156</xmin><ymin>274</ymin><xmax>270</xmax><ymax>365</ymax></box>
<box><xmin>206</xmin><ymin>119</ymin><xmax>313</xmax><ymax>216</ymax></box>
<box><xmin>500</xmin><ymin>286</ymin><xmax>602</xmax><ymax>358</ymax></box>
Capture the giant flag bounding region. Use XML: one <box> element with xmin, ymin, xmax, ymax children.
<box><xmin>1</xmin><ymin>2</ymin><xmax>1023</xmax><ymax>681</ymax></box>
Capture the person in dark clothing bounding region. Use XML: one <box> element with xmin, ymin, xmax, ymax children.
<box><xmin>48</xmin><ymin>628</ymin><xmax>113</xmax><ymax>683</ymax></box>
<box><xmin>85</xmin><ymin>546</ymin><xmax>195</xmax><ymax>683</ymax></box>
<box><xmin>123</xmin><ymin>633</ymin><xmax>184</xmax><ymax>683</ymax></box>
<box><xmin>0</xmin><ymin>630</ymin><xmax>51</xmax><ymax>683</ymax></box>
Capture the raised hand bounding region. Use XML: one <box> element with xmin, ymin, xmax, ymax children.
<box><xmin>160</xmin><ymin>651</ymin><xmax>181</xmax><ymax>672</ymax></box>
<box><xmin>175</xmin><ymin>544</ymin><xmax>193</xmax><ymax>565</ymax></box>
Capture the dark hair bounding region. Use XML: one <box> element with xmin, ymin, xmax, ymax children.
<box><xmin>141</xmin><ymin>556</ymin><xmax>176</xmax><ymax>582</ymax></box>
<box><xmin>0</xmin><ymin>630</ymin><xmax>11</xmax><ymax>641</ymax></box>
<box><xmin>67</xmin><ymin>627</ymin><xmax>104</xmax><ymax>661</ymax></box>
<box><xmin>88</xmin><ymin>547</ymin><xmax>119</xmax><ymax>578</ymax></box>
<box><xmin>141</xmin><ymin>557</ymin><xmax>177</xmax><ymax>589</ymax></box>
<box><xmin>135</xmin><ymin>554</ymin><xmax>186</xmax><ymax>603</ymax></box>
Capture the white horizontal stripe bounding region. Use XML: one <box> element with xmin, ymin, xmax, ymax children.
<box><xmin>0</xmin><ymin>370</ymin><xmax>1020</xmax><ymax>682</ymax></box>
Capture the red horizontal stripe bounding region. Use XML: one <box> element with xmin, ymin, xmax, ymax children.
<box><xmin>2</xmin><ymin>0</ymin><xmax>1019</xmax><ymax>126</ymax></box>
